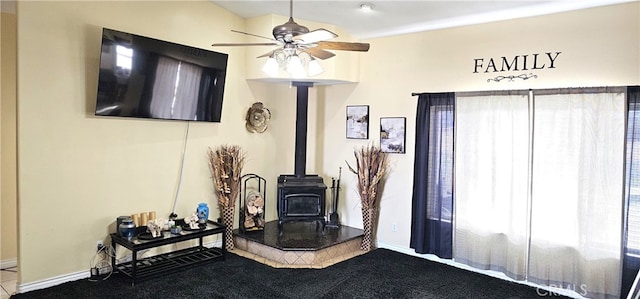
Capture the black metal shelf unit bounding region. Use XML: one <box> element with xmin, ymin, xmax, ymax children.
<box><xmin>115</xmin><ymin>246</ymin><xmax>223</xmax><ymax>280</ymax></box>
<box><xmin>111</xmin><ymin>220</ymin><xmax>226</xmax><ymax>284</ymax></box>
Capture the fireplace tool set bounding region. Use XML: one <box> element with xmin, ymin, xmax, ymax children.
<box><xmin>327</xmin><ymin>167</ymin><xmax>342</xmax><ymax>228</ymax></box>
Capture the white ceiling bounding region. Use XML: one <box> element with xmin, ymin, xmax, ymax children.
<box><xmin>210</xmin><ymin>0</ymin><xmax>636</xmax><ymax>40</ymax></box>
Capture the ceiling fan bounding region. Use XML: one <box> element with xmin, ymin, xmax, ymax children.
<box><xmin>212</xmin><ymin>0</ymin><xmax>369</xmax><ymax>75</ymax></box>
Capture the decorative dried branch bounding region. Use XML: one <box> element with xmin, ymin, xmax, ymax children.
<box><xmin>345</xmin><ymin>144</ymin><xmax>389</xmax><ymax>210</ymax></box>
<box><xmin>208</xmin><ymin>145</ymin><xmax>246</xmax><ymax>209</ymax></box>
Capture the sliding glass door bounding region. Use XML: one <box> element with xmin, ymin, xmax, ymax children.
<box><xmin>623</xmin><ymin>86</ymin><xmax>640</xmax><ymax>298</ymax></box>
<box><xmin>449</xmin><ymin>88</ymin><xmax>624</xmax><ymax>299</ymax></box>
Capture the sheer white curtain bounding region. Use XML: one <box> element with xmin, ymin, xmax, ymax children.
<box><xmin>150</xmin><ymin>56</ymin><xmax>202</xmax><ymax>120</ymax></box>
<box><xmin>528</xmin><ymin>88</ymin><xmax>625</xmax><ymax>299</ymax></box>
<box><xmin>171</xmin><ymin>61</ymin><xmax>202</xmax><ymax>119</ymax></box>
<box><xmin>150</xmin><ymin>56</ymin><xmax>179</xmax><ymax>118</ymax></box>
<box><xmin>454</xmin><ymin>91</ymin><xmax>531</xmax><ymax>280</ymax></box>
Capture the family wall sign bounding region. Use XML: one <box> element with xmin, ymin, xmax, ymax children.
<box><xmin>473</xmin><ymin>52</ymin><xmax>562</xmax><ymax>82</ymax></box>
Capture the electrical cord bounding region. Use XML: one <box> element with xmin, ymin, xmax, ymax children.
<box><xmin>170</xmin><ymin>121</ymin><xmax>191</xmax><ymax>219</ymax></box>
<box><xmin>89</xmin><ymin>234</ymin><xmax>157</xmax><ymax>283</ymax></box>
<box><xmin>88</xmin><ymin>238</ymin><xmax>157</xmax><ymax>283</ymax></box>
<box><xmin>88</xmin><ymin>243</ymin><xmax>114</xmax><ymax>282</ymax></box>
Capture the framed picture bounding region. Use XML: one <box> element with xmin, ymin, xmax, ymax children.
<box><xmin>380</xmin><ymin>117</ymin><xmax>406</xmax><ymax>153</ymax></box>
<box><xmin>346</xmin><ymin>105</ymin><xmax>369</xmax><ymax>139</ymax></box>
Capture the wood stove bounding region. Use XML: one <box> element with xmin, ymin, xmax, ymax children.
<box><xmin>277</xmin><ymin>175</ymin><xmax>326</xmax><ymax>229</ymax></box>
<box><xmin>277</xmin><ymin>82</ymin><xmax>326</xmax><ymax>232</ymax></box>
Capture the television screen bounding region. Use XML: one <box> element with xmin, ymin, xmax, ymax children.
<box><xmin>95</xmin><ymin>28</ymin><xmax>228</xmax><ymax>122</ymax></box>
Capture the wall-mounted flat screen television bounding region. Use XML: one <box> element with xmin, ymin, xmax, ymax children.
<box><xmin>95</xmin><ymin>28</ymin><xmax>228</xmax><ymax>122</ymax></box>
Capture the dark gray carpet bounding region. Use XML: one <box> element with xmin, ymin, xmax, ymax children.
<box><xmin>11</xmin><ymin>249</ymin><xmax>566</xmax><ymax>298</ymax></box>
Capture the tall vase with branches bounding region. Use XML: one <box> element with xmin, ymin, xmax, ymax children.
<box><xmin>208</xmin><ymin>145</ymin><xmax>245</xmax><ymax>250</ymax></box>
<box><xmin>346</xmin><ymin>144</ymin><xmax>389</xmax><ymax>251</ymax></box>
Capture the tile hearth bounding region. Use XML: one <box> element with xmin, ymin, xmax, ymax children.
<box><xmin>233</xmin><ymin>220</ymin><xmax>365</xmax><ymax>268</ymax></box>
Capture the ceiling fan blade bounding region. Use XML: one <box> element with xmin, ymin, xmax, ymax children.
<box><xmin>256</xmin><ymin>50</ymin><xmax>276</xmax><ymax>59</ymax></box>
<box><xmin>230</xmin><ymin>30</ymin><xmax>275</xmax><ymax>41</ymax></box>
<box><xmin>317</xmin><ymin>41</ymin><xmax>370</xmax><ymax>52</ymax></box>
<box><xmin>212</xmin><ymin>42</ymin><xmax>279</xmax><ymax>47</ymax></box>
<box><xmin>304</xmin><ymin>48</ymin><xmax>335</xmax><ymax>60</ymax></box>
<box><xmin>293</xmin><ymin>29</ymin><xmax>338</xmax><ymax>44</ymax></box>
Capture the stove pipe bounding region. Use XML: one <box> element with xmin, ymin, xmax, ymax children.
<box><xmin>293</xmin><ymin>81</ymin><xmax>313</xmax><ymax>178</ymax></box>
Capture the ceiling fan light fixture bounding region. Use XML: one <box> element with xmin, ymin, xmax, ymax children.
<box><xmin>261</xmin><ymin>50</ymin><xmax>323</xmax><ymax>78</ymax></box>
<box><xmin>214</xmin><ymin>0</ymin><xmax>370</xmax><ymax>79</ymax></box>
<box><xmin>286</xmin><ymin>55</ymin><xmax>305</xmax><ymax>77</ymax></box>
<box><xmin>262</xmin><ymin>56</ymin><xmax>280</xmax><ymax>77</ymax></box>
<box><xmin>307</xmin><ymin>58</ymin><xmax>324</xmax><ymax>77</ymax></box>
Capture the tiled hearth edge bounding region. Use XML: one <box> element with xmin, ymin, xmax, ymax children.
<box><xmin>233</xmin><ymin>235</ymin><xmax>366</xmax><ymax>269</ymax></box>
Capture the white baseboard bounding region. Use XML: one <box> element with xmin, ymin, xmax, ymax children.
<box><xmin>17</xmin><ymin>270</ymin><xmax>89</xmax><ymax>294</ymax></box>
<box><xmin>376</xmin><ymin>242</ymin><xmax>586</xmax><ymax>299</ymax></box>
<box><xmin>15</xmin><ymin>239</ymin><xmax>224</xmax><ymax>294</ymax></box>
<box><xmin>1</xmin><ymin>258</ymin><xmax>17</xmax><ymax>269</ymax></box>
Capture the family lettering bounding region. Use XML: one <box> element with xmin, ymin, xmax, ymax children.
<box><xmin>473</xmin><ymin>52</ymin><xmax>561</xmax><ymax>73</ymax></box>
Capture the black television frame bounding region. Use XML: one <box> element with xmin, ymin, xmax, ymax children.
<box><xmin>95</xmin><ymin>28</ymin><xmax>228</xmax><ymax>122</ymax></box>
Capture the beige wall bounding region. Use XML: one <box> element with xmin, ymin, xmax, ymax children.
<box><xmin>319</xmin><ymin>2</ymin><xmax>640</xmax><ymax>248</ymax></box>
<box><xmin>15</xmin><ymin>0</ymin><xmax>272</xmax><ymax>284</ymax></box>
<box><xmin>1</xmin><ymin>11</ymin><xmax>18</xmax><ymax>265</ymax></box>
<box><xmin>13</xmin><ymin>0</ymin><xmax>640</xmax><ymax>290</ymax></box>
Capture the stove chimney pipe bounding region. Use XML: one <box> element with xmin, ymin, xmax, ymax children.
<box><xmin>293</xmin><ymin>81</ymin><xmax>313</xmax><ymax>178</ymax></box>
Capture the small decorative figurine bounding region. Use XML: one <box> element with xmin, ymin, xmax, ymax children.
<box><xmin>185</xmin><ymin>212</ymin><xmax>200</xmax><ymax>229</ymax></box>
<box><xmin>146</xmin><ymin>219</ymin><xmax>163</xmax><ymax>237</ymax></box>
<box><xmin>196</xmin><ymin>203</ymin><xmax>209</xmax><ymax>224</ymax></box>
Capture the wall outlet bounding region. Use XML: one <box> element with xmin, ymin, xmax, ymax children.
<box><xmin>392</xmin><ymin>223</ymin><xmax>398</xmax><ymax>232</ymax></box>
<box><xmin>96</xmin><ymin>240</ymin><xmax>104</xmax><ymax>252</ymax></box>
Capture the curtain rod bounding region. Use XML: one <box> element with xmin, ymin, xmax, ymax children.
<box><xmin>411</xmin><ymin>92</ymin><xmax>424</xmax><ymax>96</ymax></box>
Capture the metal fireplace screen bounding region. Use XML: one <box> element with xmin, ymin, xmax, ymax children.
<box><xmin>277</xmin><ymin>175</ymin><xmax>327</xmax><ymax>231</ymax></box>
<box><xmin>283</xmin><ymin>193</ymin><xmax>321</xmax><ymax>217</ymax></box>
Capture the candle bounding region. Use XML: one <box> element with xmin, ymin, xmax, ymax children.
<box><xmin>149</xmin><ymin>211</ymin><xmax>156</xmax><ymax>221</ymax></box>
<box><xmin>140</xmin><ymin>212</ymin><xmax>148</xmax><ymax>226</ymax></box>
<box><xmin>131</xmin><ymin>214</ymin><xmax>140</xmax><ymax>227</ymax></box>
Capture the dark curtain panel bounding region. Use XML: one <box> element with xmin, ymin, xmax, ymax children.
<box><xmin>137</xmin><ymin>53</ymin><xmax>159</xmax><ymax>117</ymax></box>
<box><xmin>196</xmin><ymin>69</ymin><xmax>215</xmax><ymax>121</ymax></box>
<box><xmin>623</xmin><ymin>86</ymin><xmax>640</xmax><ymax>298</ymax></box>
<box><xmin>196</xmin><ymin>69</ymin><xmax>225</xmax><ymax>122</ymax></box>
<box><xmin>410</xmin><ymin>92</ymin><xmax>455</xmax><ymax>258</ymax></box>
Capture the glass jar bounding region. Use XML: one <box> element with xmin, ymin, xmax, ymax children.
<box><xmin>119</xmin><ymin>218</ymin><xmax>136</xmax><ymax>239</ymax></box>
